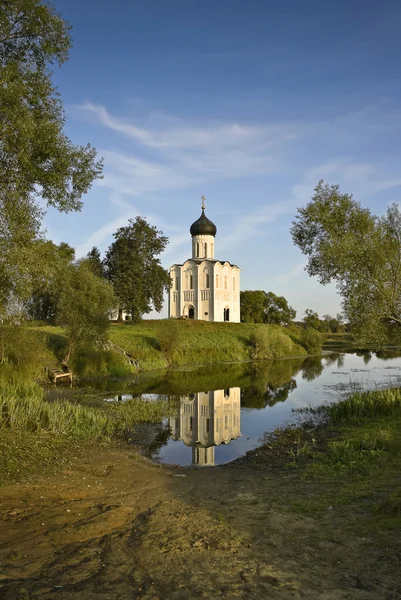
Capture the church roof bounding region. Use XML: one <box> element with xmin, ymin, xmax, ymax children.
<box><xmin>190</xmin><ymin>209</ymin><xmax>217</xmax><ymax>237</ymax></box>
<box><xmin>170</xmin><ymin>258</ymin><xmax>240</xmax><ymax>269</ymax></box>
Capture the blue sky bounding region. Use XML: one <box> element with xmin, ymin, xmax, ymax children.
<box><xmin>45</xmin><ymin>0</ymin><xmax>401</xmax><ymax>319</ymax></box>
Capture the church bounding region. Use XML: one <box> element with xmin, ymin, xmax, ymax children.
<box><xmin>168</xmin><ymin>197</ymin><xmax>241</xmax><ymax>322</ymax></box>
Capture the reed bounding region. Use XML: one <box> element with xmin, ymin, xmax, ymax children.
<box><xmin>321</xmin><ymin>388</ymin><xmax>401</xmax><ymax>425</ymax></box>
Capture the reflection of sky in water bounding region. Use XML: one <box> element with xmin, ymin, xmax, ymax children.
<box><xmin>101</xmin><ymin>352</ymin><xmax>401</xmax><ymax>467</ymax></box>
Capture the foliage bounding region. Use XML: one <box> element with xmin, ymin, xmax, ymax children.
<box><xmin>291</xmin><ymin>180</ymin><xmax>401</xmax><ymax>344</ymax></box>
<box><xmin>57</xmin><ymin>262</ymin><xmax>118</xmax><ymax>362</ymax></box>
<box><xmin>0</xmin><ymin>0</ymin><xmax>102</xmax><ymax>314</ymax></box>
<box><xmin>240</xmin><ymin>290</ymin><xmax>296</xmax><ymax>325</ymax></box>
<box><xmin>0</xmin><ymin>323</ymin><xmax>53</xmax><ymax>378</ymax></box>
<box><xmin>26</xmin><ymin>240</ymin><xmax>75</xmax><ymax>321</ymax></box>
<box><xmin>249</xmin><ymin>325</ymin><xmax>305</xmax><ymax>361</ymax></box>
<box><xmin>302</xmin><ymin>309</ymin><xmax>320</xmax><ymax>330</ymax></box>
<box><xmin>104</xmin><ymin>217</ymin><xmax>170</xmax><ymax>321</ymax></box>
<box><xmin>156</xmin><ymin>320</ymin><xmax>184</xmax><ymax>363</ymax></box>
<box><xmin>300</xmin><ymin>327</ymin><xmax>322</xmax><ymax>353</ymax></box>
<box><xmin>86</xmin><ymin>246</ymin><xmax>105</xmax><ymax>279</ymax></box>
<box><xmin>240</xmin><ymin>290</ymin><xmax>267</xmax><ymax>323</ymax></box>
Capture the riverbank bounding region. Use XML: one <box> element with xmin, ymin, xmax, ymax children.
<box><xmin>0</xmin><ymin>387</ymin><xmax>400</xmax><ymax>599</ymax></box>
<box><xmin>28</xmin><ymin>320</ymin><xmax>314</xmax><ymax>376</ymax></box>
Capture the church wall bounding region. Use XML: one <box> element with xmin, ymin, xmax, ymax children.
<box><xmin>212</xmin><ymin>263</ymin><xmax>241</xmax><ymax>323</ymax></box>
<box><xmin>168</xmin><ymin>265</ymin><xmax>182</xmax><ymax>319</ymax></box>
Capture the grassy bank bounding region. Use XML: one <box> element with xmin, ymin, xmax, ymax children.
<box><xmin>27</xmin><ymin>320</ymin><xmax>312</xmax><ymax>376</ymax></box>
<box><xmin>0</xmin><ymin>380</ymin><xmax>170</xmax><ymax>484</ymax></box>
<box><xmin>108</xmin><ymin>320</ymin><xmax>310</xmax><ymax>371</ymax></box>
<box><xmin>254</xmin><ymin>387</ymin><xmax>401</xmax><ymax>533</ymax></box>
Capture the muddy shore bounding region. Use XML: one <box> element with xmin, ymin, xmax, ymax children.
<box><xmin>1</xmin><ymin>440</ymin><xmax>399</xmax><ymax>600</ymax></box>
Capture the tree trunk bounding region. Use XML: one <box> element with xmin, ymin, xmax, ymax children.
<box><xmin>63</xmin><ymin>340</ymin><xmax>73</xmax><ymax>365</ymax></box>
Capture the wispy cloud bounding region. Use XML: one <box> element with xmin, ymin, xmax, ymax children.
<box><xmin>76</xmin><ymin>102</ymin><xmax>304</xmax><ymax>197</ymax></box>
<box><xmin>72</xmin><ymin>101</ymin><xmax>401</xmax><ymax>264</ymax></box>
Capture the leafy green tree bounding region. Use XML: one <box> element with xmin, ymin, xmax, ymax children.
<box><xmin>240</xmin><ymin>290</ymin><xmax>296</xmax><ymax>325</ymax></box>
<box><xmin>291</xmin><ymin>180</ymin><xmax>401</xmax><ymax>344</ymax></box>
<box><xmin>27</xmin><ymin>240</ymin><xmax>75</xmax><ymax>321</ymax></box>
<box><xmin>57</xmin><ymin>262</ymin><xmax>118</xmax><ymax>363</ymax></box>
<box><xmin>0</xmin><ymin>0</ymin><xmax>102</xmax><ymax>313</ymax></box>
<box><xmin>104</xmin><ymin>217</ymin><xmax>170</xmax><ymax>321</ymax></box>
<box><xmin>86</xmin><ymin>246</ymin><xmax>105</xmax><ymax>279</ymax></box>
<box><xmin>264</xmin><ymin>291</ymin><xmax>296</xmax><ymax>325</ymax></box>
<box><xmin>240</xmin><ymin>290</ymin><xmax>267</xmax><ymax>323</ymax></box>
<box><xmin>302</xmin><ymin>309</ymin><xmax>320</xmax><ymax>330</ymax></box>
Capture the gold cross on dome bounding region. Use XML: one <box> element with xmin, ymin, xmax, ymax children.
<box><xmin>201</xmin><ymin>195</ymin><xmax>206</xmax><ymax>210</ymax></box>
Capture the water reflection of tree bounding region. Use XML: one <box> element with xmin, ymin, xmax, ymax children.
<box><xmin>355</xmin><ymin>350</ymin><xmax>373</xmax><ymax>364</ymax></box>
<box><xmin>301</xmin><ymin>357</ymin><xmax>324</xmax><ymax>381</ymax></box>
<box><xmin>241</xmin><ymin>379</ymin><xmax>297</xmax><ymax>408</ymax></box>
<box><xmin>240</xmin><ymin>359</ymin><xmax>303</xmax><ymax>409</ymax></box>
<box><xmin>375</xmin><ymin>349</ymin><xmax>401</xmax><ymax>360</ymax></box>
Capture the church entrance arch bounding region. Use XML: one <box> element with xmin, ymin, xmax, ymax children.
<box><xmin>224</xmin><ymin>307</ymin><xmax>230</xmax><ymax>322</ymax></box>
<box><xmin>184</xmin><ymin>304</ymin><xmax>196</xmax><ymax>319</ymax></box>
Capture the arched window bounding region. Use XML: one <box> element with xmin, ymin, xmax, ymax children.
<box><xmin>205</xmin><ymin>273</ymin><xmax>210</xmax><ymax>288</ymax></box>
<box><xmin>190</xmin><ymin>275</ymin><xmax>193</xmax><ymax>289</ymax></box>
<box><xmin>175</xmin><ymin>276</ymin><xmax>179</xmax><ymax>290</ymax></box>
<box><xmin>204</xmin><ymin>242</ymin><xmax>207</xmax><ymax>257</ymax></box>
<box><xmin>196</xmin><ymin>242</ymin><xmax>199</xmax><ymax>257</ymax></box>
<box><xmin>224</xmin><ymin>276</ymin><xmax>227</xmax><ymax>290</ymax></box>
<box><xmin>216</xmin><ymin>274</ymin><xmax>219</xmax><ymax>288</ymax></box>
<box><xmin>233</xmin><ymin>277</ymin><xmax>236</xmax><ymax>291</ymax></box>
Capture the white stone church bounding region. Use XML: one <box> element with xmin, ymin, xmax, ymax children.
<box><xmin>168</xmin><ymin>198</ymin><xmax>241</xmax><ymax>322</ymax></box>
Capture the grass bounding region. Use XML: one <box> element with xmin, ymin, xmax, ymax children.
<box><xmin>0</xmin><ymin>379</ymin><xmax>173</xmax><ymax>484</ymax></box>
<box><xmin>108</xmin><ymin>320</ymin><xmax>308</xmax><ymax>371</ymax></box>
<box><xmin>25</xmin><ymin>320</ymin><xmax>312</xmax><ymax>375</ymax></box>
<box><xmin>257</xmin><ymin>386</ymin><xmax>401</xmax><ymax>538</ymax></box>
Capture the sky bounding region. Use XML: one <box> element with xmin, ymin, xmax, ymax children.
<box><xmin>45</xmin><ymin>0</ymin><xmax>401</xmax><ymax>319</ymax></box>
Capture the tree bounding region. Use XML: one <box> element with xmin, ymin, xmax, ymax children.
<box><xmin>291</xmin><ymin>180</ymin><xmax>401</xmax><ymax>344</ymax></box>
<box><xmin>0</xmin><ymin>0</ymin><xmax>102</xmax><ymax>314</ymax></box>
<box><xmin>302</xmin><ymin>309</ymin><xmax>320</xmax><ymax>330</ymax></box>
<box><xmin>86</xmin><ymin>246</ymin><xmax>105</xmax><ymax>279</ymax></box>
<box><xmin>264</xmin><ymin>291</ymin><xmax>296</xmax><ymax>325</ymax></box>
<box><xmin>57</xmin><ymin>262</ymin><xmax>118</xmax><ymax>362</ymax></box>
<box><xmin>27</xmin><ymin>240</ymin><xmax>75</xmax><ymax>321</ymax></box>
<box><xmin>240</xmin><ymin>290</ymin><xmax>296</xmax><ymax>325</ymax></box>
<box><xmin>104</xmin><ymin>217</ymin><xmax>170</xmax><ymax>321</ymax></box>
<box><xmin>240</xmin><ymin>290</ymin><xmax>267</xmax><ymax>323</ymax></box>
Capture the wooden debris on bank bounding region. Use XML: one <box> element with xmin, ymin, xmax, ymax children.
<box><xmin>45</xmin><ymin>365</ymin><xmax>73</xmax><ymax>385</ymax></box>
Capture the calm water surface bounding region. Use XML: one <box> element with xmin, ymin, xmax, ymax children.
<box><xmin>83</xmin><ymin>350</ymin><xmax>401</xmax><ymax>467</ymax></box>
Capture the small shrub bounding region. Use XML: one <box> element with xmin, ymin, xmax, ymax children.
<box><xmin>250</xmin><ymin>328</ymin><xmax>274</xmax><ymax>360</ymax></box>
<box><xmin>300</xmin><ymin>327</ymin><xmax>322</xmax><ymax>354</ymax></box>
<box><xmin>156</xmin><ymin>320</ymin><xmax>184</xmax><ymax>363</ymax></box>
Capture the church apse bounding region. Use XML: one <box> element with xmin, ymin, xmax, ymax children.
<box><xmin>169</xmin><ymin>388</ymin><xmax>241</xmax><ymax>466</ymax></box>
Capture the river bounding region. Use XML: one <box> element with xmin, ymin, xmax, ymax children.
<box><xmin>55</xmin><ymin>349</ymin><xmax>401</xmax><ymax>467</ymax></box>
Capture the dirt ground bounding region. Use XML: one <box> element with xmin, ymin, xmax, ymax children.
<box><xmin>0</xmin><ymin>444</ymin><xmax>400</xmax><ymax>600</ymax></box>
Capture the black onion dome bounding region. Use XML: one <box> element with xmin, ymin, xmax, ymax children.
<box><xmin>190</xmin><ymin>209</ymin><xmax>217</xmax><ymax>237</ymax></box>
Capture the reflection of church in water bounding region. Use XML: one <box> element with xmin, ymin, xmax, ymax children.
<box><xmin>170</xmin><ymin>388</ymin><xmax>241</xmax><ymax>466</ymax></box>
